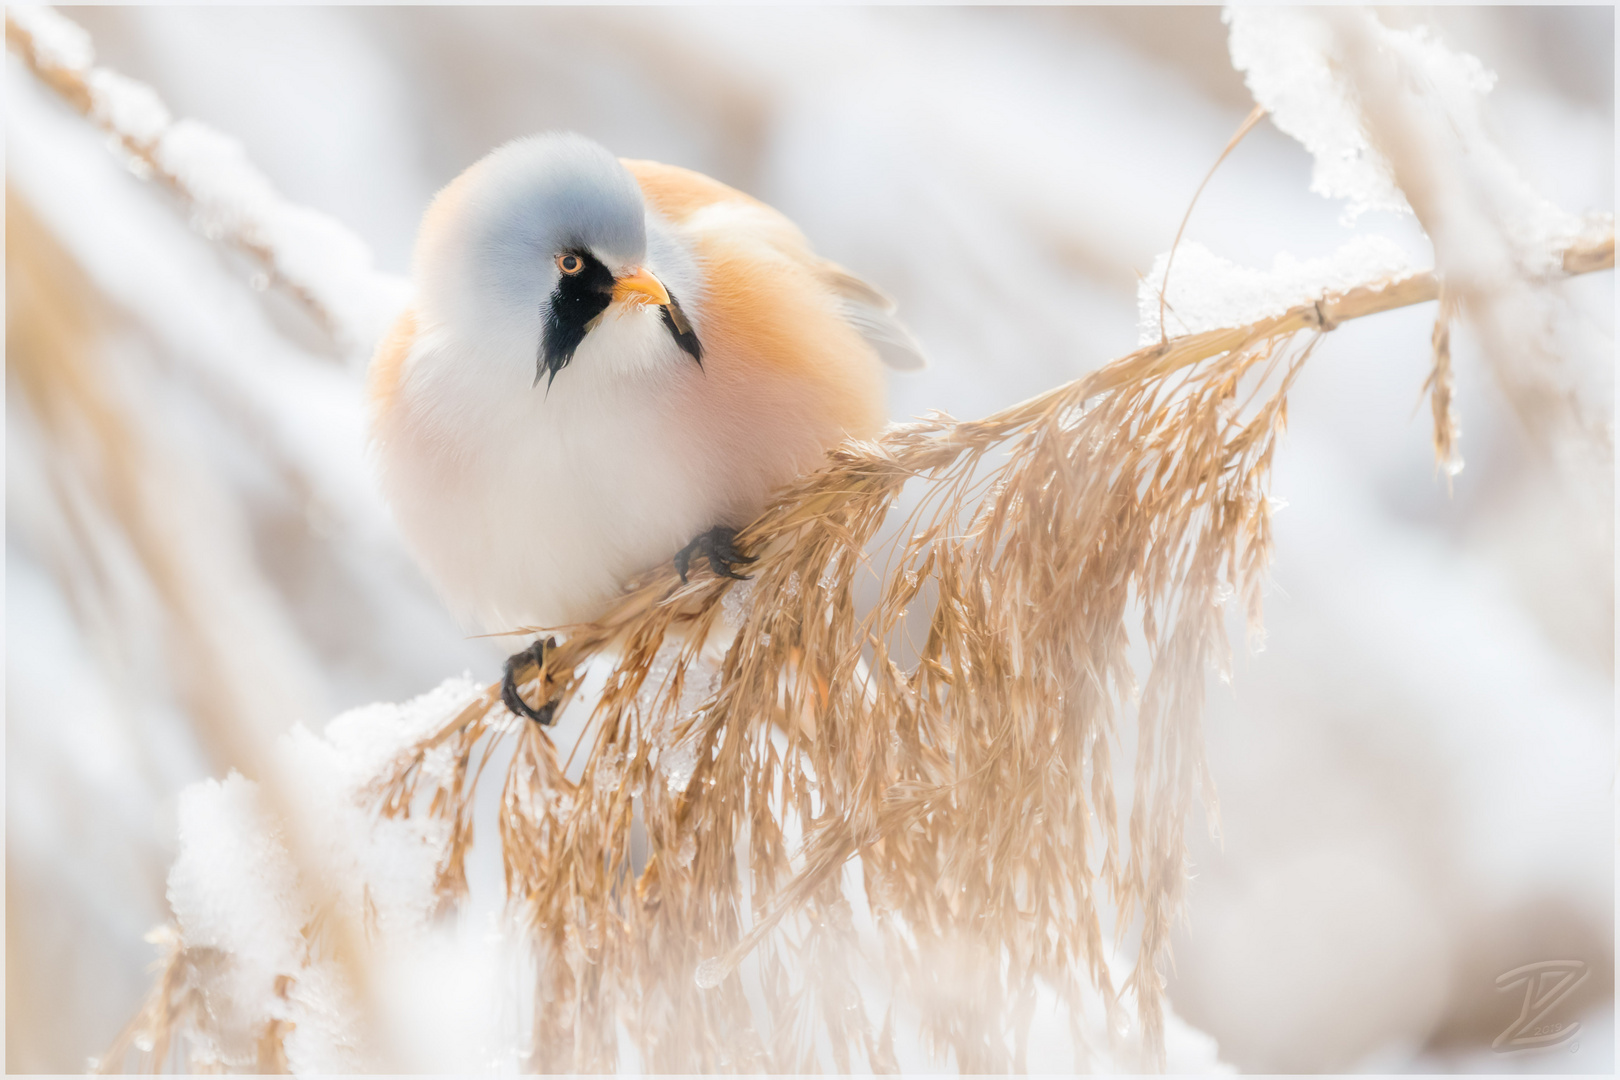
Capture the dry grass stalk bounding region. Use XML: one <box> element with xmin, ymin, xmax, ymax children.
<box><xmin>99</xmin><ymin>929</ymin><xmax>297</xmax><ymax>1075</ymax></box>
<box><xmin>351</xmin><ymin>232</ymin><xmax>1610</xmax><ymax>1073</ymax></box>
<box><xmin>8</xmin><ymin>12</ymin><xmax>431</xmax><ymax>1067</ymax></box>
<box><xmin>8</xmin><ymin>83</ymin><xmax>410</xmax><ymax>1080</ymax></box>
<box><xmin>1157</xmin><ymin>103</ymin><xmax>1268</xmax><ymax>346</ymax></box>
<box><xmin>101</xmin><ymin>230</ymin><xmax>1611</xmax><ymax>1072</ymax></box>
<box><xmin>9</xmin><ymin>188</ymin><xmax>400</xmax><ymax>1074</ymax></box>
<box><xmin>1425</xmin><ymin>289</ymin><xmax>1463</xmax><ymax>487</ymax></box>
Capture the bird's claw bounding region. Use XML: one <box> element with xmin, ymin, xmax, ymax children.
<box><xmin>502</xmin><ymin>636</ymin><xmax>558</xmax><ymax>725</ymax></box>
<box><xmin>675</xmin><ymin>526</ymin><xmax>756</xmax><ymax>584</ymax></box>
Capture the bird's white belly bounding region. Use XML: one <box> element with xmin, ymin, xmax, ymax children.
<box><xmin>478</xmin><ymin>395</ymin><xmax>706</xmax><ymax>630</ymax></box>
<box><xmin>381</xmin><ymin>308</ymin><xmax>734</xmax><ymax>633</ymax></box>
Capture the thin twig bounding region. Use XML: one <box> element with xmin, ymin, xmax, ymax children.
<box><xmin>1157</xmin><ymin>104</ymin><xmax>1268</xmax><ymax>344</ymax></box>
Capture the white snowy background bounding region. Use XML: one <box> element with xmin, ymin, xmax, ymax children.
<box><xmin>6</xmin><ymin>6</ymin><xmax>1613</xmax><ymax>1073</ymax></box>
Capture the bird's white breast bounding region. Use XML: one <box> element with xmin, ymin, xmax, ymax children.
<box><xmin>378</xmin><ymin>300</ymin><xmax>726</xmax><ymax>633</ymax></box>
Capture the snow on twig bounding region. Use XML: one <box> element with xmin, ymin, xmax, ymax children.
<box><xmin>5</xmin><ymin>4</ymin><xmax>408</xmax><ymax>360</ymax></box>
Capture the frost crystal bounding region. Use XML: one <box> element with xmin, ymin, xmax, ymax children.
<box><xmin>660</xmin><ymin>737</ymin><xmax>700</xmax><ymax>795</ymax></box>
<box><xmin>1138</xmin><ymin>235</ymin><xmax>1411</xmax><ymax>344</ymax></box>
<box><xmin>594</xmin><ymin>755</ymin><xmax>623</xmax><ymax>794</ymax></box>
<box><xmin>720</xmin><ymin>577</ymin><xmax>755</xmax><ymax>629</ymax></box>
<box><xmin>694</xmin><ymin>957</ymin><xmax>728</xmax><ymax>989</ymax></box>
<box><xmin>674</xmin><ymin>831</ymin><xmax>697</xmax><ymax>869</ymax></box>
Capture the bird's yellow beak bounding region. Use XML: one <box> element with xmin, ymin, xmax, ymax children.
<box><xmin>611</xmin><ymin>267</ymin><xmax>671</xmax><ymax>308</ymax></box>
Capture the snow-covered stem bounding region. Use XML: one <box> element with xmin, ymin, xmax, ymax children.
<box><xmin>1108</xmin><ymin>231</ymin><xmax>1606</xmax><ymax>410</ymax></box>
<box><xmin>1157</xmin><ymin>104</ymin><xmax>1269</xmax><ymax>346</ymax></box>
<box><xmin>1227</xmin><ymin>6</ymin><xmax>1614</xmax><ymax>475</ymax></box>
<box><xmin>5</xmin><ymin>14</ymin><xmax>408</xmax><ymax>1059</ymax></box>
<box><xmin>4</xmin><ymin>4</ymin><xmax>406</xmax><ymax>360</ymax></box>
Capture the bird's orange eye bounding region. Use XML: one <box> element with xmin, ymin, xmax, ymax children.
<box><xmin>556</xmin><ymin>253</ymin><xmax>584</xmax><ymax>275</ymax></box>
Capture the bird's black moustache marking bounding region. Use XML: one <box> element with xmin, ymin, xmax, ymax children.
<box><xmin>661</xmin><ymin>291</ymin><xmax>703</xmax><ymax>366</ymax></box>
<box><xmin>536</xmin><ymin>252</ymin><xmax>705</xmax><ymax>387</ymax></box>
<box><xmin>538</xmin><ymin>249</ymin><xmax>614</xmax><ymax>389</ymax></box>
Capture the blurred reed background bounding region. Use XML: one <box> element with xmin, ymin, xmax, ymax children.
<box><xmin>6</xmin><ymin>6</ymin><xmax>1613</xmax><ymax>1073</ymax></box>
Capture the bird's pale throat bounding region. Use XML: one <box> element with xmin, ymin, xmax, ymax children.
<box><xmin>538</xmin><ymin>251</ymin><xmax>703</xmax><ymax>387</ymax></box>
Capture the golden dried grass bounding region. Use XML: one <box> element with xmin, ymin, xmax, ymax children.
<box><xmin>1425</xmin><ymin>289</ymin><xmax>1463</xmax><ymax>488</ymax></box>
<box><xmin>4</xmin><ymin>39</ymin><xmax>403</xmax><ymax>1072</ymax></box>
<box><xmin>7</xmin><ymin>191</ymin><xmax>400</xmax><ymax>1074</ymax></box>
<box><xmin>352</xmin><ymin>230</ymin><xmax>1609</xmax><ymax>1072</ymax></box>
<box><xmin>98</xmin><ymin>228</ymin><xmax>1612</xmax><ymax>1072</ymax></box>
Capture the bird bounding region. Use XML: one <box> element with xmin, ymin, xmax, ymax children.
<box><xmin>366</xmin><ymin>132</ymin><xmax>924</xmax><ymax>724</ymax></box>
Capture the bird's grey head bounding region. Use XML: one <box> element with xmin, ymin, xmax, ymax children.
<box><xmin>415</xmin><ymin>132</ymin><xmax>700</xmax><ymax>387</ymax></box>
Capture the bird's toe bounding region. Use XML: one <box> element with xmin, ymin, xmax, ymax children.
<box><xmin>676</xmin><ymin>526</ymin><xmax>753</xmax><ymax>582</ymax></box>
<box><xmin>502</xmin><ymin>638</ymin><xmax>558</xmax><ymax>725</ymax></box>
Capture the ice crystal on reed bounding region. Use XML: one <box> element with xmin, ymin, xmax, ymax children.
<box><xmin>693</xmin><ymin>957</ymin><xmax>727</xmax><ymax>990</ymax></box>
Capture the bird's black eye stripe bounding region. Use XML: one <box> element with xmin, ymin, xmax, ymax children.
<box><xmin>536</xmin><ymin>252</ymin><xmax>703</xmax><ymax>387</ymax></box>
<box><xmin>537</xmin><ymin>251</ymin><xmax>615</xmax><ymax>387</ymax></box>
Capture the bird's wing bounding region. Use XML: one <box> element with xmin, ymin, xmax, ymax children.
<box><xmin>815</xmin><ymin>262</ymin><xmax>928</xmax><ymax>372</ymax></box>
<box><xmin>622</xmin><ymin>159</ymin><xmax>927</xmax><ymax>372</ymax></box>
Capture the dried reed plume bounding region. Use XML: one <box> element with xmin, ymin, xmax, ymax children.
<box><xmin>98</xmin><ymin>225</ymin><xmax>1612</xmax><ymax>1071</ymax></box>
<box><xmin>376</xmin><ymin>234</ymin><xmax>1609</xmax><ymax>1072</ymax></box>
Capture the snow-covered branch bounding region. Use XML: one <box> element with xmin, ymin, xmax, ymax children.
<box><xmin>5</xmin><ymin>4</ymin><xmax>407</xmax><ymax>360</ymax></box>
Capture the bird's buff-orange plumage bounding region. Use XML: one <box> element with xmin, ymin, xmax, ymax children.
<box><xmin>367</xmin><ymin>134</ymin><xmax>920</xmax><ymax>642</ymax></box>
